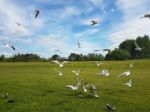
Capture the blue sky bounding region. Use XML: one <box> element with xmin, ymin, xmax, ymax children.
<box><xmin>0</xmin><ymin>0</ymin><xmax>150</xmax><ymax>58</ymax></box>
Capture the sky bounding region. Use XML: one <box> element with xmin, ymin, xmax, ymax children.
<box><xmin>0</xmin><ymin>0</ymin><xmax>150</xmax><ymax>58</ymax></box>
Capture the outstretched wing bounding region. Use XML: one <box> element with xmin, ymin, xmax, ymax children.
<box><xmin>51</xmin><ymin>60</ymin><xmax>60</xmax><ymax>65</ymax></box>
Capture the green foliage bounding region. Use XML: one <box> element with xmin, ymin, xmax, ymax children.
<box><xmin>105</xmin><ymin>49</ymin><xmax>130</xmax><ymax>60</ymax></box>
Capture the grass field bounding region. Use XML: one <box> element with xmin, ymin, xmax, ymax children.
<box><xmin>0</xmin><ymin>60</ymin><xmax>150</xmax><ymax>112</ymax></box>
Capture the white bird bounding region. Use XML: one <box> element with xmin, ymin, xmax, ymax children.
<box><xmin>118</xmin><ymin>70</ymin><xmax>131</xmax><ymax>78</ymax></box>
<box><xmin>54</xmin><ymin>68</ymin><xmax>63</xmax><ymax>76</ymax></box>
<box><xmin>66</xmin><ymin>83</ymin><xmax>81</xmax><ymax>91</ymax></box>
<box><xmin>124</xmin><ymin>79</ymin><xmax>132</xmax><ymax>87</ymax></box>
<box><xmin>82</xmin><ymin>82</ymin><xmax>89</xmax><ymax>92</ymax></box>
<box><xmin>72</xmin><ymin>68</ymin><xmax>83</xmax><ymax>76</ymax></box>
<box><xmin>90</xmin><ymin>84</ymin><xmax>99</xmax><ymax>98</ymax></box>
<box><xmin>3</xmin><ymin>43</ymin><xmax>15</xmax><ymax>51</ymax></box>
<box><xmin>95</xmin><ymin>61</ymin><xmax>103</xmax><ymax>66</ymax></box>
<box><xmin>134</xmin><ymin>40</ymin><xmax>142</xmax><ymax>51</ymax></box>
<box><xmin>106</xmin><ymin>104</ymin><xmax>116</xmax><ymax>112</ymax></box>
<box><xmin>1</xmin><ymin>93</ymin><xmax>9</xmax><ymax>99</ymax></box>
<box><xmin>51</xmin><ymin>60</ymin><xmax>69</xmax><ymax>67</ymax></box>
<box><xmin>98</xmin><ymin>69</ymin><xmax>110</xmax><ymax>76</ymax></box>
<box><xmin>129</xmin><ymin>63</ymin><xmax>134</xmax><ymax>68</ymax></box>
<box><xmin>35</xmin><ymin>9</ymin><xmax>40</xmax><ymax>19</ymax></box>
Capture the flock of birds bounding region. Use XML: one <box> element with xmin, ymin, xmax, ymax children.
<box><xmin>50</xmin><ymin>59</ymin><xmax>134</xmax><ymax>111</ymax></box>
<box><xmin>0</xmin><ymin>8</ymin><xmax>149</xmax><ymax>112</ymax></box>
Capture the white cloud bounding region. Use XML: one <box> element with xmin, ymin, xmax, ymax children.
<box><xmin>89</xmin><ymin>0</ymin><xmax>103</xmax><ymax>6</ymax></box>
<box><xmin>108</xmin><ymin>0</ymin><xmax>150</xmax><ymax>49</ymax></box>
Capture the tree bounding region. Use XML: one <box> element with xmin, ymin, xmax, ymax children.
<box><xmin>51</xmin><ymin>54</ymin><xmax>60</xmax><ymax>60</ymax></box>
<box><xmin>87</xmin><ymin>53</ymin><xmax>104</xmax><ymax>61</ymax></box>
<box><xmin>105</xmin><ymin>49</ymin><xmax>130</xmax><ymax>60</ymax></box>
<box><xmin>0</xmin><ymin>55</ymin><xmax>6</xmax><ymax>62</ymax></box>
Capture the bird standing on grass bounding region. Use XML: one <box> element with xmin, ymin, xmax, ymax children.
<box><xmin>54</xmin><ymin>68</ymin><xmax>63</xmax><ymax>76</ymax></box>
<box><xmin>95</xmin><ymin>61</ymin><xmax>103</xmax><ymax>66</ymax></box>
<box><xmin>106</xmin><ymin>104</ymin><xmax>116</xmax><ymax>112</ymax></box>
<box><xmin>124</xmin><ymin>79</ymin><xmax>132</xmax><ymax>87</ymax></box>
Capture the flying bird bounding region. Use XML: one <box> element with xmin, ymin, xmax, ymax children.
<box><xmin>129</xmin><ymin>63</ymin><xmax>134</xmax><ymax>68</ymax></box>
<box><xmin>54</xmin><ymin>49</ymin><xmax>62</xmax><ymax>54</ymax></box>
<box><xmin>77</xmin><ymin>41</ymin><xmax>81</xmax><ymax>48</ymax></box>
<box><xmin>103</xmin><ymin>49</ymin><xmax>112</xmax><ymax>54</ymax></box>
<box><xmin>118</xmin><ymin>70</ymin><xmax>131</xmax><ymax>78</ymax></box>
<box><xmin>3</xmin><ymin>43</ymin><xmax>16</xmax><ymax>51</ymax></box>
<box><xmin>16</xmin><ymin>22</ymin><xmax>21</xmax><ymax>26</ymax></box>
<box><xmin>90</xmin><ymin>84</ymin><xmax>99</xmax><ymax>98</ymax></box>
<box><xmin>66</xmin><ymin>82</ymin><xmax>81</xmax><ymax>91</ymax></box>
<box><xmin>91</xmin><ymin>20</ymin><xmax>99</xmax><ymax>25</ymax></box>
<box><xmin>124</xmin><ymin>79</ymin><xmax>132</xmax><ymax>87</ymax></box>
<box><xmin>54</xmin><ymin>68</ymin><xmax>63</xmax><ymax>76</ymax></box>
<box><xmin>140</xmin><ymin>14</ymin><xmax>150</xmax><ymax>19</ymax></box>
<box><xmin>35</xmin><ymin>9</ymin><xmax>40</xmax><ymax>19</ymax></box>
<box><xmin>134</xmin><ymin>40</ymin><xmax>142</xmax><ymax>51</ymax></box>
<box><xmin>1</xmin><ymin>93</ymin><xmax>9</xmax><ymax>99</ymax></box>
<box><xmin>98</xmin><ymin>69</ymin><xmax>110</xmax><ymax>76</ymax></box>
<box><xmin>72</xmin><ymin>68</ymin><xmax>83</xmax><ymax>76</ymax></box>
<box><xmin>106</xmin><ymin>104</ymin><xmax>116</xmax><ymax>112</ymax></box>
<box><xmin>51</xmin><ymin>60</ymin><xmax>69</xmax><ymax>67</ymax></box>
<box><xmin>82</xmin><ymin>82</ymin><xmax>89</xmax><ymax>92</ymax></box>
<box><xmin>95</xmin><ymin>61</ymin><xmax>103</xmax><ymax>66</ymax></box>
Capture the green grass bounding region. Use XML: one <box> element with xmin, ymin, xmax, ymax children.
<box><xmin>0</xmin><ymin>60</ymin><xmax>150</xmax><ymax>112</ymax></box>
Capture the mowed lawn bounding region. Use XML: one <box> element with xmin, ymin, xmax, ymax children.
<box><xmin>0</xmin><ymin>60</ymin><xmax>150</xmax><ymax>112</ymax></box>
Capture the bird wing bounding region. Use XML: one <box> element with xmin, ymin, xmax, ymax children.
<box><xmin>62</xmin><ymin>61</ymin><xmax>69</xmax><ymax>65</ymax></box>
<box><xmin>134</xmin><ymin>41</ymin><xmax>139</xmax><ymax>48</ymax></box>
<box><xmin>51</xmin><ymin>60</ymin><xmax>60</xmax><ymax>65</ymax></box>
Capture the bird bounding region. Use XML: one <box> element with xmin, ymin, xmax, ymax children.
<box><xmin>77</xmin><ymin>41</ymin><xmax>81</xmax><ymax>48</ymax></box>
<box><xmin>129</xmin><ymin>63</ymin><xmax>134</xmax><ymax>68</ymax></box>
<box><xmin>16</xmin><ymin>22</ymin><xmax>21</xmax><ymax>26</ymax></box>
<box><xmin>51</xmin><ymin>60</ymin><xmax>69</xmax><ymax>67</ymax></box>
<box><xmin>66</xmin><ymin>83</ymin><xmax>81</xmax><ymax>91</ymax></box>
<box><xmin>82</xmin><ymin>82</ymin><xmax>89</xmax><ymax>92</ymax></box>
<box><xmin>93</xmin><ymin>49</ymin><xmax>101</xmax><ymax>52</ymax></box>
<box><xmin>91</xmin><ymin>20</ymin><xmax>99</xmax><ymax>25</ymax></box>
<box><xmin>72</xmin><ymin>68</ymin><xmax>83</xmax><ymax>76</ymax></box>
<box><xmin>140</xmin><ymin>14</ymin><xmax>150</xmax><ymax>19</ymax></box>
<box><xmin>1</xmin><ymin>93</ymin><xmax>9</xmax><ymax>99</ymax></box>
<box><xmin>124</xmin><ymin>79</ymin><xmax>132</xmax><ymax>87</ymax></box>
<box><xmin>35</xmin><ymin>9</ymin><xmax>40</xmax><ymax>19</ymax></box>
<box><xmin>103</xmin><ymin>49</ymin><xmax>112</xmax><ymax>54</ymax></box>
<box><xmin>95</xmin><ymin>61</ymin><xmax>103</xmax><ymax>66</ymax></box>
<box><xmin>54</xmin><ymin>68</ymin><xmax>63</xmax><ymax>76</ymax></box>
<box><xmin>98</xmin><ymin>69</ymin><xmax>110</xmax><ymax>76</ymax></box>
<box><xmin>134</xmin><ymin>40</ymin><xmax>142</xmax><ymax>51</ymax></box>
<box><xmin>90</xmin><ymin>84</ymin><xmax>99</xmax><ymax>98</ymax></box>
<box><xmin>106</xmin><ymin>104</ymin><xmax>116</xmax><ymax>112</ymax></box>
<box><xmin>118</xmin><ymin>70</ymin><xmax>131</xmax><ymax>78</ymax></box>
<box><xmin>3</xmin><ymin>43</ymin><xmax>16</xmax><ymax>51</ymax></box>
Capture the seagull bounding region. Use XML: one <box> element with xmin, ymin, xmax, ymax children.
<box><xmin>82</xmin><ymin>82</ymin><xmax>89</xmax><ymax>92</ymax></box>
<box><xmin>103</xmin><ymin>49</ymin><xmax>112</xmax><ymax>54</ymax></box>
<box><xmin>1</xmin><ymin>93</ymin><xmax>9</xmax><ymax>99</ymax></box>
<box><xmin>118</xmin><ymin>70</ymin><xmax>131</xmax><ymax>78</ymax></box>
<box><xmin>91</xmin><ymin>20</ymin><xmax>99</xmax><ymax>25</ymax></box>
<box><xmin>95</xmin><ymin>61</ymin><xmax>103</xmax><ymax>66</ymax></box>
<box><xmin>140</xmin><ymin>14</ymin><xmax>150</xmax><ymax>19</ymax></box>
<box><xmin>129</xmin><ymin>63</ymin><xmax>134</xmax><ymax>68</ymax></box>
<box><xmin>90</xmin><ymin>84</ymin><xmax>99</xmax><ymax>98</ymax></box>
<box><xmin>35</xmin><ymin>9</ymin><xmax>40</xmax><ymax>19</ymax></box>
<box><xmin>134</xmin><ymin>40</ymin><xmax>142</xmax><ymax>51</ymax></box>
<box><xmin>106</xmin><ymin>104</ymin><xmax>116</xmax><ymax>112</ymax></box>
<box><xmin>77</xmin><ymin>41</ymin><xmax>81</xmax><ymax>48</ymax></box>
<box><xmin>51</xmin><ymin>60</ymin><xmax>69</xmax><ymax>67</ymax></box>
<box><xmin>66</xmin><ymin>83</ymin><xmax>81</xmax><ymax>91</ymax></box>
<box><xmin>98</xmin><ymin>69</ymin><xmax>110</xmax><ymax>76</ymax></box>
<box><xmin>72</xmin><ymin>68</ymin><xmax>83</xmax><ymax>76</ymax></box>
<box><xmin>16</xmin><ymin>22</ymin><xmax>21</xmax><ymax>26</ymax></box>
<box><xmin>54</xmin><ymin>68</ymin><xmax>63</xmax><ymax>76</ymax></box>
<box><xmin>93</xmin><ymin>49</ymin><xmax>101</xmax><ymax>52</ymax></box>
<box><xmin>124</xmin><ymin>79</ymin><xmax>132</xmax><ymax>87</ymax></box>
<box><xmin>3</xmin><ymin>43</ymin><xmax>16</xmax><ymax>51</ymax></box>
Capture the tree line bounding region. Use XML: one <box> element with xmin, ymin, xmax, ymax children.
<box><xmin>0</xmin><ymin>35</ymin><xmax>150</xmax><ymax>62</ymax></box>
